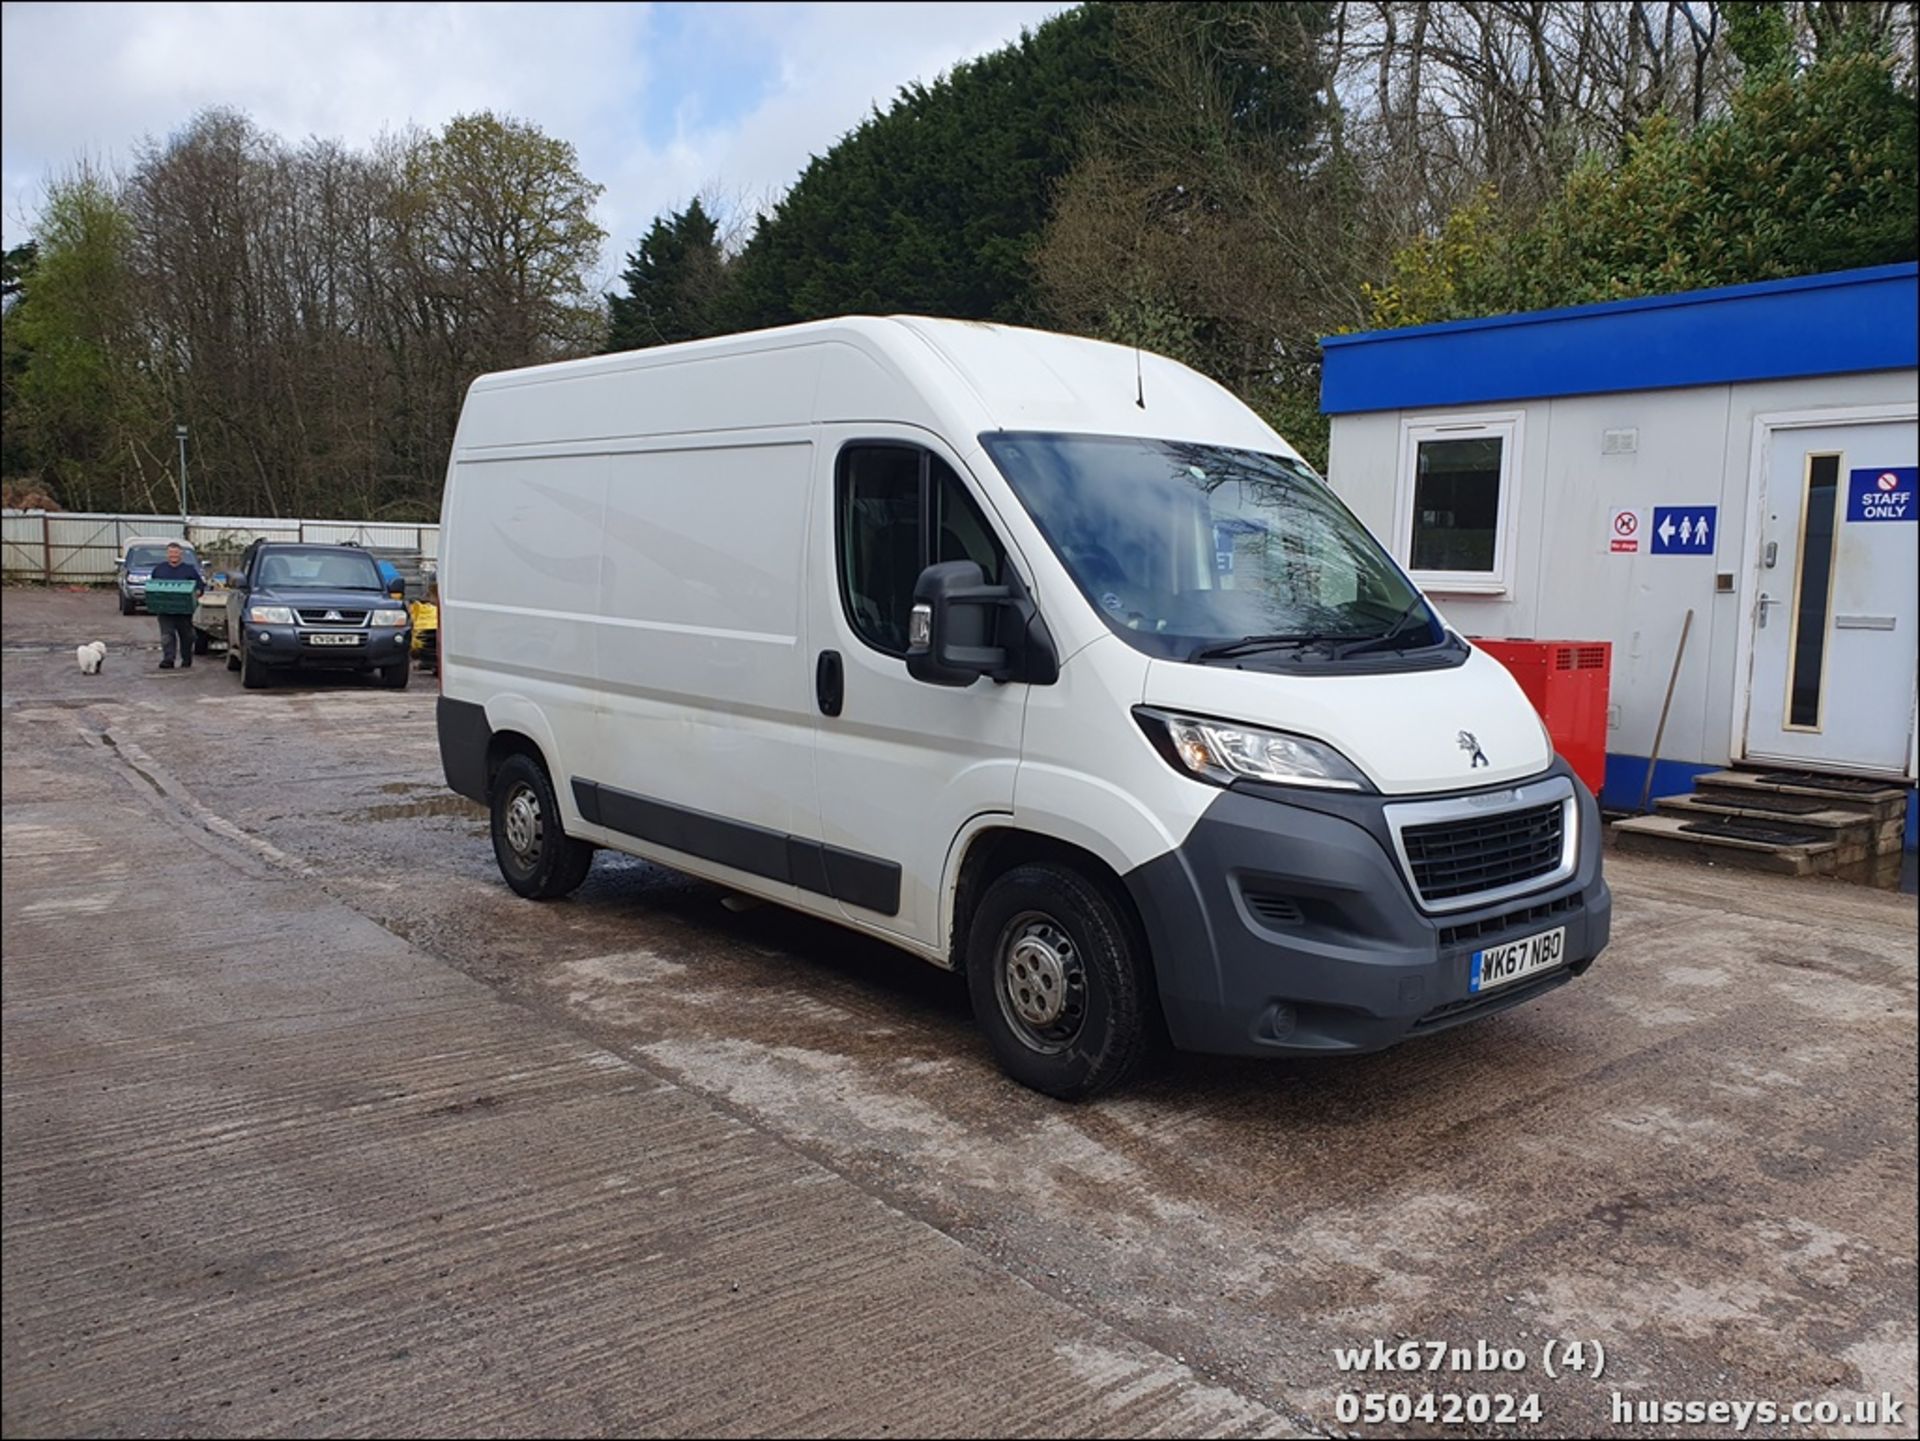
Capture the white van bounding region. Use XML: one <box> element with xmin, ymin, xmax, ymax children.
<box><xmin>436</xmin><ymin>317</ymin><xmax>1609</xmax><ymax>1097</ymax></box>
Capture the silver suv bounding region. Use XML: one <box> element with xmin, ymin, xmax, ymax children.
<box><xmin>116</xmin><ymin>537</ymin><xmax>197</xmax><ymax>615</ymax></box>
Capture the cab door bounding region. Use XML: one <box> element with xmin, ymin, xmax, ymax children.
<box><xmin>807</xmin><ymin>429</ymin><xmax>1030</xmax><ymax>949</ymax></box>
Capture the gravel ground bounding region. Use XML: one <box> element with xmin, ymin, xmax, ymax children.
<box><xmin>5</xmin><ymin>584</ymin><xmax>1916</xmax><ymax>1437</ymax></box>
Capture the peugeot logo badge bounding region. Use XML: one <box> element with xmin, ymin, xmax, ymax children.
<box><xmin>1458</xmin><ymin>730</ymin><xmax>1489</xmax><ymax>768</ymax></box>
<box><xmin>324</xmin><ymin>610</ymin><xmax>342</xmax><ymax>622</ymax></box>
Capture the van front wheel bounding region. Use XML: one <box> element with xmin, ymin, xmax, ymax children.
<box><xmin>490</xmin><ymin>753</ymin><xmax>594</xmax><ymax>900</ymax></box>
<box><xmin>966</xmin><ymin>862</ymin><xmax>1155</xmax><ymax>1100</ymax></box>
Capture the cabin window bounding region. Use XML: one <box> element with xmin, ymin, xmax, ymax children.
<box><xmin>837</xmin><ymin>444</ymin><xmax>1003</xmax><ymax>657</ymax></box>
<box><xmin>1395</xmin><ymin>414</ymin><xmax>1521</xmax><ymax>594</ymax></box>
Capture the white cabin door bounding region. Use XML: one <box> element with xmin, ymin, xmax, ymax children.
<box><xmin>1746</xmin><ymin>419</ymin><xmax>1917</xmax><ymax>776</ymax></box>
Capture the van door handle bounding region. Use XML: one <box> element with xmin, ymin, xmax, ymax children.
<box><xmin>815</xmin><ymin>650</ymin><xmax>844</xmax><ymax>717</ymax></box>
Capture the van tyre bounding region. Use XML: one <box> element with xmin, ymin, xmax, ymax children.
<box><xmin>490</xmin><ymin>753</ymin><xmax>594</xmax><ymax>900</ymax></box>
<box><xmin>966</xmin><ymin>862</ymin><xmax>1155</xmax><ymax>1100</ymax></box>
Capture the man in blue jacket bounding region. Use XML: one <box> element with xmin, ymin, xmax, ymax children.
<box><xmin>149</xmin><ymin>541</ymin><xmax>204</xmax><ymax>670</ymax></box>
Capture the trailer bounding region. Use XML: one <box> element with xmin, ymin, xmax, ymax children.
<box><xmin>191</xmin><ymin>583</ymin><xmax>232</xmax><ymax>656</ymax></box>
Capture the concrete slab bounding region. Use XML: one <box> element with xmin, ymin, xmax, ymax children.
<box><xmin>2</xmin><ymin>682</ymin><xmax>1289</xmax><ymax>1437</ymax></box>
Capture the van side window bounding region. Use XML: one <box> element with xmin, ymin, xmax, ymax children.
<box><xmin>837</xmin><ymin>445</ymin><xmax>1005</xmax><ymax>656</ymax></box>
<box><xmin>841</xmin><ymin>448</ymin><xmax>922</xmax><ymax>653</ymax></box>
<box><xmin>934</xmin><ymin>466</ymin><xmax>1003</xmax><ymax>586</ymax></box>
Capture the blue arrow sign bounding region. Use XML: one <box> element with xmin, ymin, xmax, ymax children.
<box><xmin>1651</xmin><ymin>505</ymin><xmax>1716</xmax><ymax>555</ymax></box>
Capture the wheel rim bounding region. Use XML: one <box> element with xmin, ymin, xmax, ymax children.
<box><xmin>995</xmin><ymin>911</ymin><xmax>1088</xmax><ymax>1054</ymax></box>
<box><xmin>502</xmin><ymin>782</ymin><xmax>543</xmax><ymax>867</ymax></box>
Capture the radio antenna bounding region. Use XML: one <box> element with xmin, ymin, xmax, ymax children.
<box><xmin>1134</xmin><ymin>339</ymin><xmax>1146</xmax><ymax>410</ymax></box>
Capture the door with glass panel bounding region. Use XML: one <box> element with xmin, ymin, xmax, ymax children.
<box><xmin>1746</xmin><ymin>420</ymin><xmax>1917</xmax><ymax>775</ymax></box>
<box><xmin>806</xmin><ymin>428</ymin><xmax>1029</xmax><ymax>946</ymax></box>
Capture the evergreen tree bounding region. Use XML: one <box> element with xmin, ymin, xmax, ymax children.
<box><xmin>606</xmin><ymin>198</ymin><xmax>730</xmax><ymax>351</ymax></box>
<box><xmin>726</xmin><ymin>4</ymin><xmax>1126</xmax><ymax>329</ymax></box>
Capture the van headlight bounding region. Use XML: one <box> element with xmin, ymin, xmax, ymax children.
<box><xmin>247</xmin><ymin>605</ymin><xmax>295</xmax><ymax>624</ymax></box>
<box><xmin>371</xmin><ymin>609</ymin><xmax>408</xmax><ymax>627</ymax></box>
<box><xmin>1134</xmin><ymin>708</ymin><xmax>1371</xmax><ymax>791</ymax></box>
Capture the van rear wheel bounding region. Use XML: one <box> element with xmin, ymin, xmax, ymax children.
<box><xmin>490</xmin><ymin>753</ymin><xmax>594</xmax><ymax>900</ymax></box>
<box><xmin>965</xmin><ymin>862</ymin><xmax>1155</xmax><ymax>1100</ymax></box>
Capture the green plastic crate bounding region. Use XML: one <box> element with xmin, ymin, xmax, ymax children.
<box><xmin>143</xmin><ymin>578</ymin><xmax>199</xmax><ymax>615</ymax></box>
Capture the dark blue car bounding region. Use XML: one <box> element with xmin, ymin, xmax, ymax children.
<box><xmin>225</xmin><ymin>541</ymin><xmax>413</xmax><ymax>690</ymax></box>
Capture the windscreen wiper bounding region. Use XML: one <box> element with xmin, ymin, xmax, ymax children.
<box><xmin>1331</xmin><ymin>598</ymin><xmax>1433</xmax><ymax>659</ymax></box>
<box><xmin>1190</xmin><ymin>633</ymin><xmax>1345</xmax><ymax>662</ymax></box>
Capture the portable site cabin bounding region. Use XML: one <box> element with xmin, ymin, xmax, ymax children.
<box><xmin>1321</xmin><ymin>263</ymin><xmax>1919</xmax><ymax>870</ymax></box>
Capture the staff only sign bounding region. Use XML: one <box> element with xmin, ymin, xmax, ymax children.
<box><xmin>1848</xmin><ymin>466</ymin><xmax>1916</xmax><ymax>522</ymax></box>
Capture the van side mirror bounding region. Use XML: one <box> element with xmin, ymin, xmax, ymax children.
<box><xmin>906</xmin><ymin>561</ymin><xmax>1003</xmax><ymax>686</ymax></box>
<box><xmin>905</xmin><ymin>560</ymin><xmax>1059</xmax><ymax>688</ymax></box>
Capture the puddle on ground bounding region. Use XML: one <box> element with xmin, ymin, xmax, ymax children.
<box><xmin>356</xmin><ymin>796</ymin><xmax>486</xmax><ymax>822</ymax></box>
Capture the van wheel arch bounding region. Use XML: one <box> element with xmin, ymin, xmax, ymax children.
<box><xmin>484</xmin><ymin>729</ymin><xmax>553</xmax><ymax>792</ymax></box>
<box><xmin>948</xmin><ymin>828</ymin><xmax>1155</xmax><ymax>984</ymax></box>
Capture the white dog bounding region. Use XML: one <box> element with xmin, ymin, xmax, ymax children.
<box><xmin>76</xmin><ymin>640</ymin><xmax>107</xmax><ymax>675</ymax></box>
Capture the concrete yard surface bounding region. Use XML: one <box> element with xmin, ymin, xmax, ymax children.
<box><xmin>2</xmin><ymin>585</ymin><xmax>1917</xmax><ymax>1438</ymax></box>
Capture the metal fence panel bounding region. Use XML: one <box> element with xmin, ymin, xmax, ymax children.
<box><xmin>1</xmin><ymin>511</ymin><xmax>440</xmax><ymax>583</ymax></box>
<box><xmin>1</xmin><ymin>513</ymin><xmax>46</xmax><ymax>578</ymax></box>
<box><xmin>297</xmin><ymin>522</ymin><xmax>435</xmax><ymax>553</ymax></box>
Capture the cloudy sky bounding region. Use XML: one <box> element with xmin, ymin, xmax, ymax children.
<box><xmin>0</xmin><ymin>1</ymin><xmax>1068</xmax><ymax>278</ymax></box>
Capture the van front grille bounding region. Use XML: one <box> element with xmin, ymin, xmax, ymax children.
<box><xmin>1438</xmin><ymin>892</ymin><xmax>1582</xmax><ymax>949</ymax></box>
<box><xmin>1401</xmin><ymin>802</ymin><xmax>1565</xmax><ymax>905</ymax></box>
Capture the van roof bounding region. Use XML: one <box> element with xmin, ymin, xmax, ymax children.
<box><xmin>462</xmin><ymin>316</ymin><xmax>1296</xmax><ymax>459</ymax></box>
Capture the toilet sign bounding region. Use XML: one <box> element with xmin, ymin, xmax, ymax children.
<box><xmin>1650</xmin><ymin>506</ymin><xmax>1716</xmax><ymax>555</ymax></box>
<box><xmin>1847</xmin><ymin>466</ymin><xmax>1916</xmax><ymax>522</ymax></box>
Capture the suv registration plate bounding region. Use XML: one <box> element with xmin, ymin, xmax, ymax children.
<box><xmin>306</xmin><ymin>632</ymin><xmax>362</xmax><ymax>646</ymax></box>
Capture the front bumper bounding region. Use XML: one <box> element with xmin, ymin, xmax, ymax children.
<box><xmin>1123</xmin><ymin>757</ymin><xmax>1610</xmax><ymax>1058</ymax></box>
<box><xmin>243</xmin><ymin>624</ymin><xmax>412</xmax><ymax>669</ymax></box>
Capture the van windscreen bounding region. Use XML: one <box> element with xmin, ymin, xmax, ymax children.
<box><xmin>982</xmin><ymin>432</ymin><xmax>1442</xmax><ymax>664</ymax></box>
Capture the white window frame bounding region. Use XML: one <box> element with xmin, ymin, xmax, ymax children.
<box><xmin>1393</xmin><ymin>411</ymin><xmax>1523</xmax><ymax>595</ymax></box>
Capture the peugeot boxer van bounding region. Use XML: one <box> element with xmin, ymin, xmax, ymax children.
<box><xmin>435</xmin><ymin>318</ymin><xmax>1609</xmax><ymax>1098</ymax></box>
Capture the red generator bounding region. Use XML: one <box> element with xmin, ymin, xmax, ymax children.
<box><xmin>1470</xmin><ymin>639</ymin><xmax>1612</xmax><ymax>798</ymax></box>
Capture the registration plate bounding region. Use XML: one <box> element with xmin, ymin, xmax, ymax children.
<box><xmin>1470</xmin><ymin>926</ymin><xmax>1566</xmax><ymax>994</ymax></box>
<box><xmin>305</xmin><ymin>632</ymin><xmax>362</xmax><ymax>646</ymax></box>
